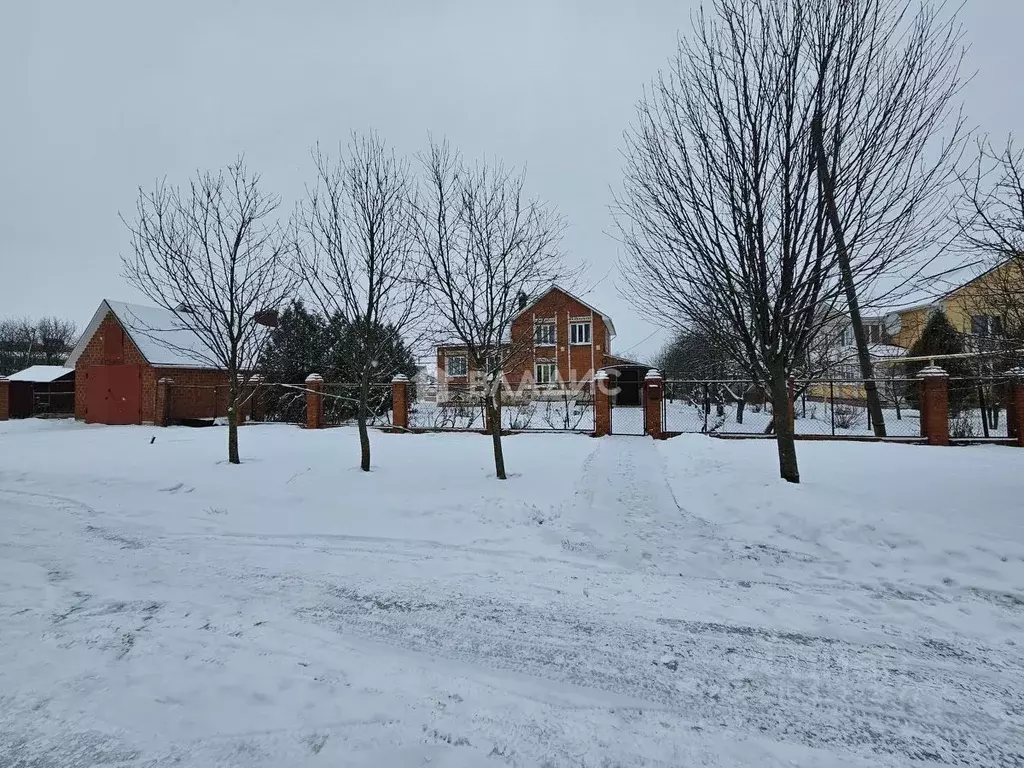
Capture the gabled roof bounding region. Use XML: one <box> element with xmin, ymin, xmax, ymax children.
<box><xmin>516</xmin><ymin>285</ymin><xmax>616</xmax><ymax>339</ymax></box>
<box><xmin>66</xmin><ymin>300</ymin><xmax>220</xmax><ymax>370</ymax></box>
<box><xmin>6</xmin><ymin>365</ymin><xmax>74</xmax><ymax>383</ymax></box>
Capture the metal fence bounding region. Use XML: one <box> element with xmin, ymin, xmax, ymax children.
<box><xmin>407</xmin><ymin>386</ymin><xmax>596</xmax><ymax>432</ymax></box>
<box><xmin>947</xmin><ymin>376</ymin><xmax>1011</xmax><ymax>440</ymax></box>
<box><xmin>322</xmin><ymin>383</ymin><xmax>394</xmax><ymax>428</ymax></box>
<box><xmin>663</xmin><ymin>378</ymin><xmax>926</xmax><ymax>437</ymax></box>
<box><xmin>793</xmin><ymin>379</ymin><xmax>921</xmax><ymax>438</ymax></box>
<box><xmin>258</xmin><ymin>385</ymin><xmax>307</xmax><ymax>425</ymax></box>
<box><xmin>410</xmin><ymin>386</ymin><xmax>486</xmax><ymax>430</ymax></box>
<box><xmin>663</xmin><ymin>380</ymin><xmax>768</xmax><ymax>434</ymax></box>
<box><xmin>503</xmin><ymin>389</ymin><xmax>595</xmax><ymax>432</ymax></box>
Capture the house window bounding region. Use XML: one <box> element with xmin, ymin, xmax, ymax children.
<box><xmin>535</xmin><ymin>362</ymin><xmax>558</xmax><ymax>385</ymax></box>
<box><xmin>845</xmin><ymin>323</ymin><xmax>883</xmax><ymax>345</ymax></box>
<box><xmin>570</xmin><ymin>322</ymin><xmax>591</xmax><ymax>345</ymax></box>
<box><xmin>484</xmin><ymin>354</ymin><xmax>502</xmax><ymax>377</ymax></box>
<box><xmin>971</xmin><ymin>315</ymin><xmax>1003</xmax><ymax>337</ymax></box>
<box><xmin>534</xmin><ymin>323</ymin><xmax>556</xmax><ymax>346</ymax></box>
<box><xmin>445</xmin><ymin>355</ymin><xmax>467</xmax><ymax>377</ymax></box>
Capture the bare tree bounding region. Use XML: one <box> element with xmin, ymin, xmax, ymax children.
<box><xmin>36</xmin><ymin>317</ymin><xmax>78</xmax><ymax>365</ymax></box>
<box><xmin>616</xmin><ymin>0</ymin><xmax>963</xmax><ymax>482</ymax></box>
<box><xmin>0</xmin><ymin>316</ymin><xmax>77</xmax><ymax>375</ymax></box>
<box><xmin>295</xmin><ymin>132</ymin><xmax>423</xmax><ymax>472</ymax></box>
<box><xmin>417</xmin><ymin>139</ymin><xmax>566</xmax><ymax>480</ymax></box>
<box><xmin>958</xmin><ymin>137</ymin><xmax>1024</xmax><ymax>348</ymax></box>
<box><xmin>617</xmin><ymin>0</ymin><xmax>843</xmax><ymax>482</ymax></box>
<box><xmin>122</xmin><ymin>157</ymin><xmax>294</xmax><ymax>464</ymax></box>
<box><xmin>809</xmin><ymin>0</ymin><xmax>965</xmax><ymax>437</ymax></box>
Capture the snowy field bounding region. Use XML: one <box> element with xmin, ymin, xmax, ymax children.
<box><xmin>1</xmin><ymin>419</ymin><xmax>1023</xmax><ymax>767</ymax></box>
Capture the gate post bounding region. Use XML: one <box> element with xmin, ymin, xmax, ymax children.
<box><xmin>305</xmin><ymin>374</ymin><xmax>324</xmax><ymax>430</ymax></box>
<box><xmin>593</xmin><ymin>370</ymin><xmax>611</xmax><ymax>436</ymax></box>
<box><xmin>391</xmin><ymin>374</ymin><xmax>410</xmax><ymax>431</ymax></box>
<box><xmin>917</xmin><ymin>365</ymin><xmax>949</xmax><ymax>446</ymax></box>
<box><xmin>155</xmin><ymin>377</ymin><xmax>172</xmax><ymax>427</ymax></box>
<box><xmin>1006</xmin><ymin>367</ymin><xmax>1024</xmax><ymax>447</ymax></box>
<box><xmin>644</xmin><ymin>369</ymin><xmax>664</xmax><ymax>438</ymax></box>
<box><xmin>0</xmin><ymin>377</ymin><xmax>9</xmax><ymax>421</ymax></box>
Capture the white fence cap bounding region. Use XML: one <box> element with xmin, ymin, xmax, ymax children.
<box><xmin>644</xmin><ymin>368</ymin><xmax>663</xmax><ymax>380</ymax></box>
<box><xmin>305</xmin><ymin>373</ymin><xmax>324</xmax><ymax>383</ymax></box>
<box><xmin>917</xmin><ymin>365</ymin><xmax>948</xmax><ymax>378</ymax></box>
<box><xmin>594</xmin><ymin>370</ymin><xmax>609</xmax><ymax>380</ymax></box>
<box><xmin>391</xmin><ymin>374</ymin><xmax>410</xmax><ymax>383</ymax></box>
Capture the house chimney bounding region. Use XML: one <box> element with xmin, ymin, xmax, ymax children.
<box><xmin>517</xmin><ymin>290</ymin><xmax>528</xmax><ymax>311</ymax></box>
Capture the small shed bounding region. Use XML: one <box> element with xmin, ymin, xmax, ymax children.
<box><xmin>6</xmin><ymin>366</ymin><xmax>76</xmax><ymax>418</ymax></box>
<box><xmin>66</xmin><ymin>299</ymin><xmax>233</xmax><ymax>425</ymax></box>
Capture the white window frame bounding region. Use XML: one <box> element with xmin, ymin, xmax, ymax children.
<box><xmin>445</xmin><ymin>355</ymin><xmax>468</xmax><ymax>377</ymax></box>
<box><xmin>534</xmin><ymin>322</ymin><xmax>556</xmax><ymax>346</ymax></box>
<box><xmin>570</xmin><ymin>321</ymin><xmax>591</xmax><ymax>345</ymax></box>
<box><xmin>535</xmin><ymin>362</ymin><xmax>558</xmax><ymax>386</ymax></box>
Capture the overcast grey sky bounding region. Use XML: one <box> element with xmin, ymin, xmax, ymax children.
<box><xmin>2</xmin><ymin>0</ymin><xmax>1022</xmax><ymax>359</ymax></box>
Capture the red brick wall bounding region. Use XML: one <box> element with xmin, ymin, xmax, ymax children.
<box><xmin>75</xmin><ymin>313</ymin><xmax>152</xmax><ymax>422</ymax></box>
<box><xmin>435</xmin><ymin>289</ymin><xmax>611</xmax><ymax>390</ymax></box>
<box><xmin>507</xmin><ymin>289</ymin><xmax>609</xmax><ymax>386</ymax></box>
<box><xmin>156</xmin><ymin>368</ymin><xmax>232</xmax><ymax>421</ymax></box>
<box><xmin>75</xmin><ymin>311</ymin><xmax>231</xmax><ymax>424</ymax></box>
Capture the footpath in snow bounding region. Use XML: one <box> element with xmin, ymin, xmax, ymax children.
<box><xmin>0</xmin><ymin>419</ymin><xmax>1022</xmax><ymax>767</ymax></box>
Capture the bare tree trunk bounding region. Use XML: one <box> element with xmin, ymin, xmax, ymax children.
<box><xmin>227</xmin><ymin>372</ymin><xmax>240</xmax><ymax>465</ymax></box>
<box><xmin>487</xmin><ymin>386</ymin><xmax>506</xmax><ymax>480</ymax></box>
<box><xmin>358</xmin><ymin>366</ymin><xmax>371</xmax><ymax>472</ymax></box>
<box><xmin>736</xmin><ymin>395</ymin><xmax>745</xmax><ymax>425</ymax></box>
<box><xmin>769</xmin><ymin>370</ymin><xmax>799</xmax><ymax>483</ymax></box>
<box><xmin>812</xmin><ymin>115</ymin><xmax>887</xmax><ymax>438</ymax></box>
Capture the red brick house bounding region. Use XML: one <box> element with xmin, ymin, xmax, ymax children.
<box><xmin>435</xmin><ymin>286</ymin><xmax>649</xmax><ymax>402</ymax></box>
<box><xmin>66</xmin><ymin>300</ymin><xmax>233</xmax><ymax>425</ymax></box>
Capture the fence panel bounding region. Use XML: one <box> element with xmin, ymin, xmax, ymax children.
<box><xmin>794</xmin><ymin>379</ymin><xmax>921</xmax><ymax>438</ymax></box>
<box><xmin>410</xmin><ymin>386</ymin><xmax>486</xmax><ymax>430</ymax></box>
<box><xmin>502</xmin><ymin>389</ymin><xmax>595</xmax><ymax>432</ymax></box>
<box><xmin>322</xmin><ymin>383</ymin><xmax>394</xmax><ymax>428</ymax></box>
<box><xmin>663</xmin><ymin>380</ymin><xmax>769</xmax><ymax>434</ymax></box>
<box><xmin>170</xmin><ymin>385</ymin><xmax>224</xmax><ymax>422</ymax></box>
<box><xmin>947</xmin><ymin>376</ymin><xmax>1010</xmax><ymax>439</ymax></box>
<box><xmin>258</xmin><ymin>384</ymin><xmax>306</xmax><ymax>425</ymax></box>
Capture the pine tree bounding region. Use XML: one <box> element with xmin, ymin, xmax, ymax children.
<box><xmin>258</xmin><ymin>300</ymin><xmax>332</xmax><ymax>421</ymax></box>
<box><xmin>904</xmin><ymin>310</ymin><xmax>971</xmax><ymax>411</ymax></box>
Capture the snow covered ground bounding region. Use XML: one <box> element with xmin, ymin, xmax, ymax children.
<box><xmin>1</xmin><ymin>419</ymin><xmax>1022</xmax><ymax>767</ymax></box>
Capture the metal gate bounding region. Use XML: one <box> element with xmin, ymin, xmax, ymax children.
<box><xmin>86</xmin><ymin>364</ymin><xmax>142</xmax><ymax>425</ymax></box>
<box><xmin>611</xmin><ymin>398</ymin><xmax>646</xmax><ymax>436</ymax></box>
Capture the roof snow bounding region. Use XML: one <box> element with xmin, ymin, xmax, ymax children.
<box><xmin>66</xmin><ymin>300</ymin><xmax>220</xmax><ymax>370</ymax></box>
<box><xmin>6</xmin><ymin>365</ymin><xmax>74</xmax><ymax>383</ymax></box>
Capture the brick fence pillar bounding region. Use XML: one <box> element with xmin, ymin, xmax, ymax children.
<box><xmin>917</xmin><ymin>365</ymin><xmax>949</xmax><ymax>446</ymax></box>
<box><xmin>644</xmin><ymin>368</ymin><xmax>664</xmax><ymax>438</ymax></box>
<box><xmin>391</xmin><ymin>374</ymin><xmax>410</xmax><ymax>430</ymax></box>
<box><xmin>155</xmin><ymin>377</ymin><xmax>172</xmax><ymax>427</ymax></box>
<box><xmin>593</xmin><ymin>370</ymin><xmax>611</xmax><ymax>436</ymax></box>
<box><xmin>1006</xmin><ymin>367</ymin><xmax>1024</xmax><ymax>447</ymax></box>
<box><xmin>0</xmin><ymin>377</ymin><xmax>9</xmax><ymax>421</ymax></box>
<box><xmin>305</xmin><ymin>374</ymin><xmax>324</xmax><ymax>430</ymax></box>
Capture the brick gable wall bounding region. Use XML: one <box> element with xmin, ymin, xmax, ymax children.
<box><xmin>75</xmin><ymin>311</ymin><xmax>231</xmax><ymax>424</ymax></box>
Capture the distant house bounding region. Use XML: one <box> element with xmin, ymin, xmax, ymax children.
<box><xmin>66</xmin><ymin>300</ymin><xmax>234</xmax><ymax>425</ymax></box>
<box><xmin>435</xmin><ymin>285</ymin><xmax>650</xmax><ymax>404</ymax></box>
<box><xmin>5</xmin><ymin>365</ymin><xmax>75</xmax><ymax>419</ymax></box>
<box><xmin>834</xmin><ymin>260</ymin><xmax>1024</xmax><ymax>355</ymax></box>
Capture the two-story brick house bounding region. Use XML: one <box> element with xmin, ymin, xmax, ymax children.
<box><xmin>435</xmin><ymin>286</ymin><xmax>646</xmax><ymax>400</ymax></box>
